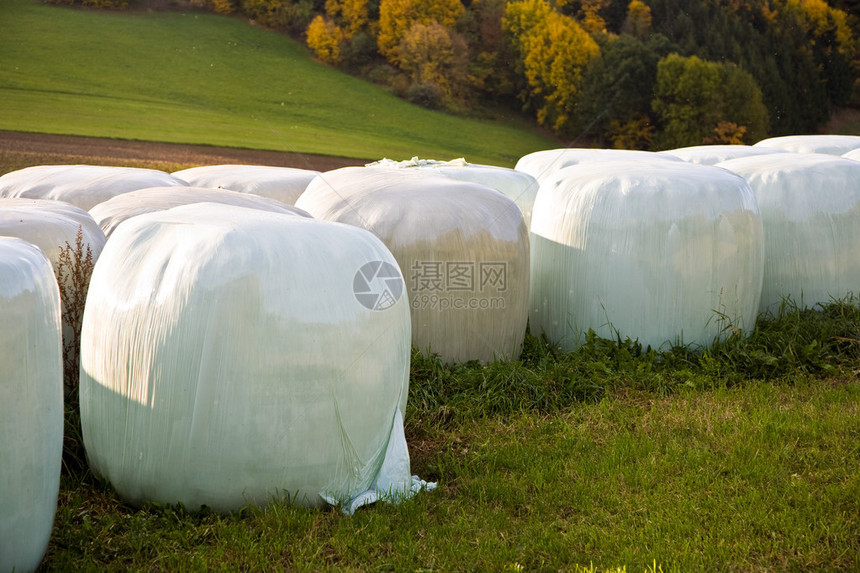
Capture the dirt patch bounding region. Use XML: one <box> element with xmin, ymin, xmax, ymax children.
<box><xmin>0</xmin><ymin>130</ymin><xmax>370</xmax><ymax>172</ymax></box>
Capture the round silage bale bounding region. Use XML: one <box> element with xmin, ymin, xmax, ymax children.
<box><xmin>296</xmin><ymin>166</ymin><xmax>529</xmax><ymax>364</ymax></box>
<box><xmin>514</xmin><ymin>148</ymin><xmax>681</xmax><ymax>186</ymax></box>
<box><xmin>367</xmin><ymin>157</ymin><xmax>539</xmax><ymax>228</ymax></box>
<box><xmin>0</xmin><ymin>237</ymin><xmax>63</xmax><ymax>573</ymax></box>
<box><xmin>171</xmin><ymin>164</ymin><xmax>320</xmax><ymax>205</ymax></box>
<box><xmin>529</xmin><ymin>160</ymin><xmax>764</xmax><ymax>351</ymax></box>
<box><xmin>0</xmin><ymin>199</ymin><xmax>106</xmax><ymax>273</ymax></box>
<box><xmin>89</xmin><ymin>186</ymin><xmax>311</xmax><ymax>239</ymax></box>
<box><xmin>752</xmin><ymin>134</ymin><xmax>860</xmax><ymax>156</ymax></box>
<box><xmin>0</xmin><ymin>164</ymin><xmax>187</xmax><ymax>210</ymax></box>
<box><xmin>80</xmin><ymin>203</ymin><xmax>418</xmax><ymax>513</ymax></box>
<box><xmin>717</xmin><ymin>152</ymin><xmax>860</xmax><ymax>313</ymax></box>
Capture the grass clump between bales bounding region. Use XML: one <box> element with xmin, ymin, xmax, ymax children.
<box><xmin>408</xmin><ymin>295</ymin><xmax>860</xmax><ymax>431</ymax></box>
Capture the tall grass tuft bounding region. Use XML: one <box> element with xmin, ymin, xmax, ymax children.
<box><xmin>702</xmin><ymin>294</ymin><xmax>860</xmax><ymax>381</ymax></box>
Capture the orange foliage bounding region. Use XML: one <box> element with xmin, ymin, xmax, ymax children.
<box><xmin>703</xmin><ymin>122</ymin><xmax>747</xmax><ymax>145</ymax></box>
<box><xmin>608</xmin><ymin>116</ymin><xmax>655</xmax><ymax>150</ymax></box>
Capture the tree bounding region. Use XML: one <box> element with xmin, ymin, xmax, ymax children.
<box><xmin>642</xmin><ymin>0</ymin><xmax>858</xmax><ymax>134</ymax></box>
<box><xmin>377</xmin><ymin>0</ymin><xmax>465</xmax><ymax>61</ymax></box>
<box><xmin>577</xmin><ymin>33</ymin><xmax>672</xmax><ymax>147</ymax></box>
<box><xmin>396</xmin><ymin>21</ymin><xmax>470</xmax><ymax>98</ymax></box>
<box><xmin>306</xmin><ymin>0</ymin><xmax>373</xmax><ymax>67</ymax></box>
<box><xmin>324</xmin><ymin>0</ymin><xmax>370</xmax><ymax>34</ymax></box>
<box><xmin>622</xmin><ymin>0</ymin><xmax>652</xmax><ymax>39</ymax></box>
<box><xmin>790</xmin><ymin>0</ymin><xmax>856</xmax><ymax>107</ymax></box>
<box><xmin>503</xmin><ymin>0</ymin><xmax>600</xmax><ymax>136</ymax></box>
<box><xmin>306</xmin><ymin>14</ymin><xmax>347</xmax><ymax>63</ymax></box>
<box><xmin>652</xmin><ymin>53</ymin><xmax>769</xmax><ymax>149</ymax></box>
<box><xmin>462</xmin><ymin>0</ymin><xmax>521</xmax><ymax>100</ymax></box>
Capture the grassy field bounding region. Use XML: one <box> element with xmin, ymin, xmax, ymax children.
<box><xmin>44</xmin><ymin>375</ymin><xmax>859</xmax><ymax>571</ymax></box>
<box><xmin>0</xmin><ymin>0</ymin><xmax>559</xmax><ymax>167</ymax></box>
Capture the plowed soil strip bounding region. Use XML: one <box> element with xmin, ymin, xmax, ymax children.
<box><xmin>0</xmin><ymin>130</ymin><xmax>368</xmax><ymax>172</ymax></box>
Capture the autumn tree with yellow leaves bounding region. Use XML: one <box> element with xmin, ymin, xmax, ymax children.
<box><xmin>503</xmin><ymin>0</ymin><xmax>600</xmax><ymax>136</ymax></box>
<box><xmin>306</xmin><ymin>0</ymin><xmax>371</xmax><ymax>65</ymax></box>
<box><xmin>377</xmin><ymin>0</ymin><xmax>465</xmax><ymax>60</ymax></box>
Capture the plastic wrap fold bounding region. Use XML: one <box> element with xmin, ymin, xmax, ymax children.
<box><xmin>172</xmin><ymin>164</ymin><xmax>321</xmax><ymax>205</ymax></box>
<box><xmin>80</xmin><ymin>203</ymin><xmax>427</xmax><ymax>513</ymax></box>
<box><xmin>658</xmin><ymin>144</ymin><xmax>789</xmax><ymax>165</ymax></box>
<box><xmin>717</xmin><ymin>153</ymin><xmax>860</xmax><ymax>313</ymax></box>
<box><xmin>0</xmin><ymin>164</ymin><xmax>187</xmax><ymax>210</ymax></box>
<box><xmin>843</xmin><ymin>148</ymin><xmax>860</xmax><ymax>162</ymax></box>
<box><xmin>89</xmin><ymin>186</ymin><xmax>311</xmax><ymax>238</ymax></box>
<box><xmin>514</xmin><ymin>148</ymin><xmax>681</xmax><ymax>186</ymax></box>
<box><xmin>529</xmin><ymin>161</ymin><xmax>764</xmax><ymax>351</ymax></box>
<box><xmin>0</xmin><ymin>237</ymin><xmax>63</xmax><ymax>573</ymax></box>
<box><xmin>296</xmin><ymin>166</ymin><xmax>529</xmax><ymax>364</ymax></box>
<box><xmin>752</xmin><ymin>135</ymin><xmax>860</xmax><ymax>156</ymax></box>
<box><xmin>367</xmin><ymin>157</ymin><xmax>539</xmax><ymax>227</ymax></box>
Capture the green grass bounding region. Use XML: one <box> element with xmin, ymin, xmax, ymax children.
<box><xmin>44</xmin><ymin>297</ymin><xmax>860</xmax><ymax>571</ymax></box>
<box><xmin>0</xmin><ymin>0</ymin><xmax>559</xmax><ymax>167</ymax></box>
<box><xmin>46</xmin><ymin>378</ymin><xmax>860</xmax><ymax>571</ymax></box>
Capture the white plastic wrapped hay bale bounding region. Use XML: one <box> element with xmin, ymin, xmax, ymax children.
<box><xmin>0</xmin><ymin>199</ymin><xmax>106</xmax><ymax>272</ymax></box>
<box><xmin>0</xmin><ymin>238</ymin><xmax>63</xmax><ymax>573</ymax></box>
<box><xmin>0</xmin><ymin>199</ymin><xmax>106</xmax><ymax>394</ymax></box>
<box><xmin>172</xmin><ymin>164</ymin><xmax>320</xmax><ymax>205</ymax></box>
<box><xmin>89</xmin><ymin>186</ymin><xmax>312</xmax><ymax>239</ymax></box>
<box><xmin>717</xmin><ymin>153</ymin><xmax>860</xmax><ymax>313</ymax></box>
<box><xmin>296</xmin><ymin>166</ymin><xmax>529</xmax><ymax>364</ymax></box>
<box><xmin>0</xmin><ymin>164</ymin><xmax>187</xmax><ymax>210</ymax></box>
<box><xmin>752</xmin><ymin>134</ymin><xmax>860</xmax><ymax>156</ymax></box>
<box><xmin>530</xmin><ymin>161</ymin><xmax>764</xmax><ymax>351</ymax></box>
<box><xmin>80</xmin><ymin>203</ymin><xmax>426</xmax><ymax>514</ymax></box>
<box><xmin>515</xmin><ymin>148</ymin><xmax>680</xmax><ymax>185</ymax></box>
<box><xmin>368</xmin><ymin>157</ymin><xmax>539</xmax><ymax>227</ymax></box>
<box><xmin>658</xmin><ymin>144</ymin><xmax>789</xmax><ymax>165</ymax></box>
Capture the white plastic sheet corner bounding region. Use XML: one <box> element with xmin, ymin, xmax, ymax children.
<box><xmin>324</xmin><ymin>410</ymin><xmax>437</xmax><ymax>515</ymax></box>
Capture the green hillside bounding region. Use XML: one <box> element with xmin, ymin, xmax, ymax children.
<box><xmin>0</xmin><ymin>0</ymin><xmax>559</xmax><ymax>167</ymax></box>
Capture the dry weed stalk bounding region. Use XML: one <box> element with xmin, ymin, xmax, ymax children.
<box><xmin>56</xmin><ymin>225</ymin><xmax>94</xmax><ymax>393</ymax></box>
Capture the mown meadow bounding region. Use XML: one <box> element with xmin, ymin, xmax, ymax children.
<box><xmin>0</xmin><ymin>0</ymin><xmax>558</xmax><ymax>167</ymax></box>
